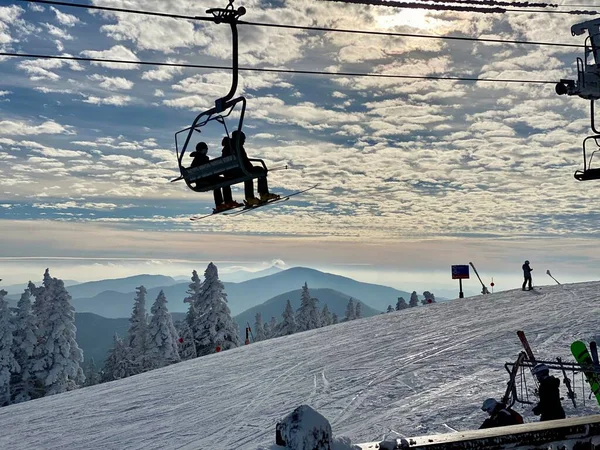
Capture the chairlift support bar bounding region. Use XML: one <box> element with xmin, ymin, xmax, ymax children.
<box><xmin>172</xmin><ymin>1</ymin><xmax>270</xmax><ymax>193</ymax></box>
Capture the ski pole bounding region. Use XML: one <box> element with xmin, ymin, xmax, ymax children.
<box><xmin>268</xmin><ymin>165</ymin><xmax>288</xmax><ymax>172</ymax></box>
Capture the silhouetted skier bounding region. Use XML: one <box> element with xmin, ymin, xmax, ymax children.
<box><xmin>522</xmin><ymin>260</ymin><xmax>533</xmax><ymax>291</ymax></box>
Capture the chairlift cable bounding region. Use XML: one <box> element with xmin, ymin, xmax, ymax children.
<box><xmin>14</xmin><ymin>0</ymin><xmax>585</xmax><ymax>48</ymax></box>
<box><xmin>0</xmin><ymin>51</ymin><xmax>559</xmax><ymax>84</ymax></box>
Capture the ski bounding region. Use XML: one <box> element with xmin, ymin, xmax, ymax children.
<box><xmin>468</xmin><ymin>262</ymin><xmax>490</xmax><ymax>294</ymax></box>
<box><xmin>557</xmin><ymin>356</ymin><xmax>577</xmax><ymax>408</ymax></box>
<box><xmin>502</xmin><ymin>352</ymin><xmax>527</xmax><ymax>407</ymax></box>
<box><xmin>225</xmin><ymin>184</ymin><xmax>319</xmax><ymax>216</ymax></box>
<box><xmin>190</xmin><ymin>203</ymin><xmax>245</xmax><ymax>221</ymax></box>
<box><xmin>570</xmin><ymin>340</ymin><xmax>600</xmax><ymax>405</ymax></box>
<box><xmin>517</xmin><ymin>330</ymin><xmax>537</xmax><ymax>364</ymax></box>
<box><xmin>591</xmin><ymin>341</ymin><xmax>599</xmax><ymax>368</ymax></box>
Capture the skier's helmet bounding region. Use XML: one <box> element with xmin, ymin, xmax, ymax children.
<box><xmin>190</xmin><ymin>141</ymin><xmax>208</xmax><ymax>157</ymax></box>
<box><xmin>532</xmin><ymin>363</ymin><xmax>549</xmax><ymax>377</ymax></box>
<box><xmin>232</xmin><ymin>130</ymin><xmax>246</xmax><ymax>143</ymax></box>
<box><xmin>481</xmin><ymin>398</ymin><xmax>499</xmax><ymax>413</ymax></box>
<box><xmin>525</xmin><ymin>260</ymin><xmax>530</xmax><ymax>264</ymax></box>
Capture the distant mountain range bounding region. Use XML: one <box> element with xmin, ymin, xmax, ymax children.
<box><xmin>10</xmin><ymin>267</ymin><xmax>417</xmax><ymax>318</ymax></box>
<box><xmin>234</xmin><ymin>288</ymin><xmax>380</xmax><ymax>337</ymax></box>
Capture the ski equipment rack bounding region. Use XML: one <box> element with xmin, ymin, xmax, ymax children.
<box><xmin>171</xmin><ymin>0</ymin><xmax>269</xmax><ymax>192</ymax></box>
<box><xmin>556</xmin><ymin>18</ymin><xmax>600</xmax><ymax>181</ymax></box>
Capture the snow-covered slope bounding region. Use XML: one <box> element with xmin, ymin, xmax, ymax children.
<box><xmin>1</xmin><ymin>282</ymin><xmax>599</xmax><ymax>450</ymax></box>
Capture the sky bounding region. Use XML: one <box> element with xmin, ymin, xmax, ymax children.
<box><xmin>1</xmin><ymin>0</ymin><xmax>599</xmax><ymax>295</ymax></box>
<box><xmin>2</xmin><ymin>281</ymin><xmax>600</xmax><ymax>449</ymax></box>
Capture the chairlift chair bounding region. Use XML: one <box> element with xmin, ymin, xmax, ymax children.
<box><xmin>574</xmin><ymin>135</ymin><xmax>600</xmax><ymax>181</ymax></box>
<box><xmin>171</xmin><ymin>1</ymin><xmax>269</xmax><ymax>193</ymax></box>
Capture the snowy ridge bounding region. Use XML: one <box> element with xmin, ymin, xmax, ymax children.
<box><xmin>1</xmin><ymin>282</ymin><xmax>599</xmax><ymax>449</ymax></box>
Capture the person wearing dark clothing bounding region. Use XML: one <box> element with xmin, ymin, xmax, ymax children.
<box><xmin>532</xmin><ymin>364</ymin><xmax>566</xmax><ymax>421</ymax></box>
<box><xmin>190</xmin><ymin>142</ymin><xmax>241</xmax><ymax>212</ymax></box>
<box><xmin>479</xmin><ymin>398</ymin><xmax>521</xmax><ymax>429</ymax></box>
<box><xmin>227</xmin><ymin>130</ymin><xmax>279</xmax><ymax>206</ymax></box>
<box><xmin>522</xmin><ymin>260</ymin><xmax>533</xmax><ymax>291</ymax></box>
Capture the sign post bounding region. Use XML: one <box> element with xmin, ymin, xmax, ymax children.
<box><xmin>451</xmin><ymin>265</ymin><xmax>470</xmax><ymax>298</ymax></box>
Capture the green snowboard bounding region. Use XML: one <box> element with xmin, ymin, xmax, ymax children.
<box><xmin>571</xmin><ymin>340</ymin><xmax>600</xmax><ymax>406</ymax></box>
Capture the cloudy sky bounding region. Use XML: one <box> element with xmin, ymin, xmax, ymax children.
<box><xmin>0</xmin><ymin>0</ymin><xmax>598</xmax><ymax>296</ymax></box>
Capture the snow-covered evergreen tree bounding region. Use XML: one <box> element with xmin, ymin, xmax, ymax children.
<box><xmin>422</xmin><ymin>291</ymin><xmax>436</xmax><ymax>305</ymax></box>
<box><xmin>176</xmin><ymin>320</ymin><xmax>197</xmax><ymax>360</ymax></box>
<box><xmin>84</xmin><ymin>358</ymin><xmax>99</xmax><ymax>387</ymax></box>
<box><xmin>147</xmin><ymin>290</ymin><xmax>180</xmax><ymax>369</ymax></box>
<box><xmin>396</xmin><ymin>297</ymin><xmax>408</xmax><ymax>311</ymax></box>
<box><xmin>183</xmin><ymin>270</ymin><xmax>202</xmax><ymax>347</ymax></box>
<box><xmin>296</xmin><ymin>283</ymin><xmax>320</xmax><ymax>332</ymax></box>
<box><xmin>279</xmin><ymin>299</ymin><xmax>296</xmax><ymax>336</ymax></box>
<box><xmin>263</xmin><ymin>320</ymin><xmax>271</xmax><ymax>340</ymax></box>
<box><xmin>30</xmin><ymin>274</ymin><xmax>85</xmax><ymax>396</ymax></box>
<box><xmin>127</xmin><ymin>285</ymin><xmax>149</xmax><ymax>374</ymax></box>
<box><xmin>386</xmin><ymin>305</ymin><xmax>394</xmax><ymax>313</ymax></box>
<box><xmin>194</xmin><ymin>263</ymin><xmax>240</xmax><ymax>355</ymax></box>
<box><xmin>355</xmin><ymin>301</ymin><xmax>362</xmax><ymax>319</ymax></box>
<box><xmin>331</xmin><ymin>313</ymin><xmax>339</xmax><ymax>324</ymax></box>
<box><xmin>253</xmin><ymin>313</ymin><xmax>266</xmax><ymax>342</ymax></box>
<box><xmin>344</xmin><ymin>298</ymin><xmax>356</xmax><ymax>321</ymax></box>
<box><xmin>321</xmin><ymin>304</ymin><xmax>332</xmax><ymax>327</ymax></box>
<box><xmin>409</xmin><ymin>291</ymin><xmax>419</xmax><ymax>307</ymax></box>
<box><xmin>30</xmin><ymin>269</ymin><xmax>52</xmax><ymax>319</ymax></box>
<box><xmin>268</xmin><ymin>316</ymin><xmax>277</xmax><ymax>338</ymax></box>
<box><xmin>102</xmin><ymin>334</ymin><xmax>132</xmax><ymax>382</ymax></box>
<box><xmin>11</xmin><ymin>288</ymin><xmax>38</xmax><ymax>403</ymax></box>
<box><xmin>0</xmin><ymin>289</ymin><xmax>19</xmax><ymax>406</ymax></box>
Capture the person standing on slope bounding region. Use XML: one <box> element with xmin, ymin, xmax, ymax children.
<box><xmin>479</xmin><ymin>398</ymin><xmax>521</xmax><ymax>429</ymax></box>
<box><xmin>532</xmin><ymin>364</ymin><xmax>566</xmax><ymax>422</ymax></box>
<box><xmin>522</xmin><ymin>260</ymin><xmax>533</xmax><ymax>291</ymax></box>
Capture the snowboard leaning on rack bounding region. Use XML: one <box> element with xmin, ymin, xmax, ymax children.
<box><xmin>571</xmin><ymin>340</ymin><xmax>600</xmax><ymax>406</ymax></box>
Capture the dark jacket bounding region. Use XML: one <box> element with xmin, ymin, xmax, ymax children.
<box><xmin>533</xmin><ymin>375</ymin><xmax>566</xmax><ymax>421</ymax></box>
<box><xmin>190</xmin><ymin>153</ymin><xmax>209</xmax><ymax>168</ymax></box>
<box><xmin>480</xmin><ymin>405</ymin><xmax>520</xmax><ymax>429</ymax></box>
<box><xmin>522</xmin><ymin>263</ymin><xmax>532</xmax><ymax>277</ymax></box>
<box><xmin>223</xmin><ymin>138</ymin><xmax>252</xmax><ymax>170</ymax></box>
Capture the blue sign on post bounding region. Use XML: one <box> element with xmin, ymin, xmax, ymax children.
<box><xmin>451</xmin><ymin>265</ymin><xmax>470</xmax><ymax>298</ymax></box>
<box><xmin>451</xmin><ymin>265</ymin><xmax>470</xmax><ymax>279</ymax></box>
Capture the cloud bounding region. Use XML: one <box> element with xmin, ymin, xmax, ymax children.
<box><xmin>0</xmin><ymin>120</ymin><xmax>75</xmax><ymax>136</ymax></box>
<box><xmin>50</xmin><ymin>6</ymin><xmax>80</xmax><ymax>27</ymax></box>
<box><xmin>81</xmin><ymin>45</ymin><xmax>140</xmax><ymax>70</ymax></box>
<box><xmin>42</xmin><ymin>23</ymin><xmax>73</xmax><ymax>40</ymax></box>
<box><xmin>82</xmin><ymin>95</ymin><xmax>133</xmax><ymax>106</ymax></box>
<box><xmin>89</xmin><ymin>74</ymin><xmax>134</xmax><ymax>90</ymax></box>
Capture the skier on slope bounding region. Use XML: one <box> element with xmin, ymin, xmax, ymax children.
<box><xmin>532</xmin><ymin>364</ymin><xmax>566</xmax><ymax>421</ymax></box>
<box><xmin>479</xmin><ymin>398</ymin><xmax>522</xmax><ymax>429</ymax></box>
<box><xmin>522</xmin><ymin>260</ymin><xmax>533</xmax><ymax>291</ymax></box>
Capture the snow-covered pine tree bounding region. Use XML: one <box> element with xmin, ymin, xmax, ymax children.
<box><xmin>268</xmin><ymin>316</ymin><xmax>277</xmax><ymax>338</ymax></box>
<box><xmin>102</xmin><ymin>334</ymin><xmax>132</xmax><ymax>382</ymax></box>
<box><xmin>331</xmin><ymin>313</ymin><xmax>339</xmax><ymax>324</ymax></box>
<box><xmin>263</xmin><ymin>320</ymin><xmax>271</xmax><ymax>340</ymax></box>
<box><xmin>84</xmin><ymin>358</ymin><xmax>99</xmax><ymax>387</ymax></box>
<box><xmin>296</xmin><ymin>283</ymin><xmax>320</xmax><ymax>332</ymax></box>
<box><xmin>396</xmin><ymin>297</ymin><xmax>408</xmax><ymax>311</ymax></box>
<box><xmin>183</xmin><ymin>270</ymin><xmax>202</xmax><ymax>343</ymax></box>
<box><xmin>127</xmin><ymin>285</ymin><xmax>149</xmax><ymax>374</ymax></box>
<box><xmin>30</xmin><ymin>268</ymin><xmax>52</xmax><ymax>319</ymax></box>
<box><xmin>0</xmin><ymin>289</ymin><xmax>19</xmax><ymax>406</ymax></box>
<box><xmin>176</xmin><ymin>320</ymin><xmax>197</xmax><ymax>360</ymax></box>
<box><xmin>147</xmin><ymin>290</ymin><xmax>180</xmax><ymax>369</ymax></box>
<box><xmin>194</xmin><ymin>263</ymin><xmax>240</xmax><ymax>356</ymax></box>
<box><xmin>386</xmin><ymin>305</ymin><xmax>394</xmax><ymax>313</ymax></box>
<box><xmin>279</xmin><ymin>299</ymin><xmax>296</xmax><ymax>336</ymax></box>
<box><xmin>30</xmin><ymin>274</ymin><xmax>85</xmax><ymax>396</ymax></box>
<box><xmin>354</xmin><ymin>301</ymin><xmax>362</xmax><ymax>319</ymax></box>
<box><xmin>11</xmin><ymin>288</ymin><xmax>39</xmax><ymax>403</ymax></box>
<box><xmin>253</xmin><ymin>313</ymin><xmax>266</xmax><ymax>342</ymax></box>
<box><xmin>321</xmin><ymin>304</ymin><xmax>332</xmax><ymax>327</ymax></box>
<box><xmin>422</xmin><ymin>291</ymin><xmax>436</xmax><ymax>304</ymax></box>
<box><xmin>344</xmin><ymin>298</ymin><xmax>356</xmax><ymax>321</ymax></box>
<box><xmin>409</xmin><ymin>291</ymin><xmax>419</xmax><ymax>307</ymax></box>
